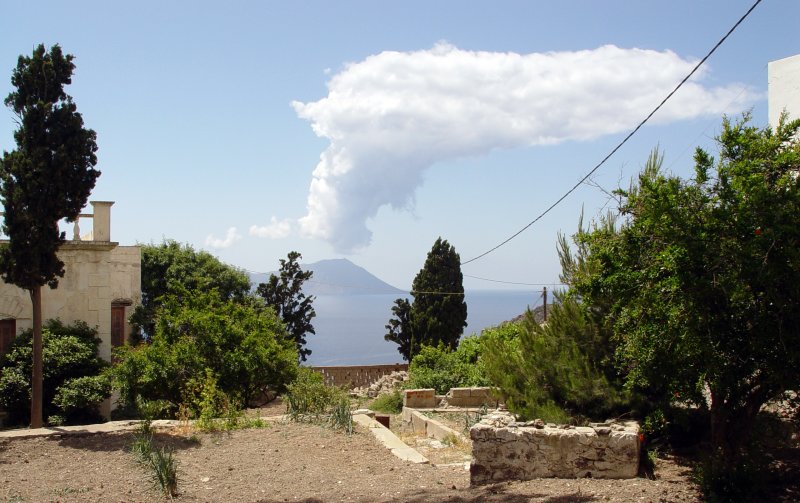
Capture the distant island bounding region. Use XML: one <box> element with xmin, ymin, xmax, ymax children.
<box><xmin>249</xmin><ymin>258</ymin><xmax>406</xmax><ymax>296</ymax></box>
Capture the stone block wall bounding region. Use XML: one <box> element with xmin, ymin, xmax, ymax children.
<box><xmin>312</xmin><ymin>364</ymin><xmax>408</xmax><ymax>389</ymax></box>
<box><xmin>403</xmin><ymin>388</ymin><xmax>437</xmax><ymax>408</ymax></box>
<box><xmin>470</xmin><ymin>412</ymin><xmax>640</xmax><ymax>484</ymax></box>
<box><xmin>446</xmin><ymin>387</ymin><xmax>499</xmax><ymax>408</ymax></box>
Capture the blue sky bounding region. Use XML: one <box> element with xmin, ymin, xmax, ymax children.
<box><xmin>1</xmin><ymin>1</ymin><xmax>797</xmax><ymax>291</ymax></box>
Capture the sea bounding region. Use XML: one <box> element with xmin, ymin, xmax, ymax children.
<box><xmin>304</xmin><ymin>290</ymin><xmax>541</xmax><ymax>366</ymax></box>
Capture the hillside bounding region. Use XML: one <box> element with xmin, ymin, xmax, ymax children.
<box><xmin>250</xmin><ymin>258</ymin><xmax>405</xmax><ymax>296</ymax></box>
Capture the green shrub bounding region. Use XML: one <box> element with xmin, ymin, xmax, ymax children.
<box><xmin>52</xmin><ymin>374</ymin><xmax>112</xmax><ymax>424</ymax></box>
<box><xmin>407</xmin><ymin>337</ymin><xmax>489</xmax><ymax>394</ymax></box>
<box><xmin>369</xmin><ymin>389</ymin><xmax>404</xmax><ymax>414</ymax></box>
<box><xmin>0</xmin><ymin>319</ymin><xmax>110</xmax><ymax>426</ymax></box>
<box><xmin>109</xmin><ymin>289</ymin><xmax>298</xmax><ymax>415</ymax></box>
<box><xmin>284</xmin><ymin>367</ymin><xmax>336</xmax><ymax>418</ymax></box>
<box><xmin>481</xmin><ymin>303</ymin><xmax>629</xmax><ymax>421</ymax></box>
<box><xmin>284</xmin><ymin>367</ymin><xmax>352</xmax><ymax>433</ymax></box>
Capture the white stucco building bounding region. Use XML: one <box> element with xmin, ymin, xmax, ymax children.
<box><xmin>768</xmin><ymin>53</ymin><xmax>800</xmax><ymax>128</ymax></box>
<box><xmin>0</xmin><ymin>201</ymin><xmax>141</xmax><ymax>362</ymax></box>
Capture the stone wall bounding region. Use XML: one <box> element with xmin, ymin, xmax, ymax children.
<box><xmin>312</xmin><ymin>364</ymin><xmax>408</xmax><ymax>388</ymax></box>
<box><xmin>470</xmin><ymin>411</ymin><xmax>640</xmax><ymax>484</ymax></box>
<box><xmin>445</xmin><ymin>387</ymin><xmax>499</xmax><ymax>408</ymax></box>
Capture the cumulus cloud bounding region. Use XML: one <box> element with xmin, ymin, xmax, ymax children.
<box><xmin>205</xmin><ymin>227</ymin><xmax>241</xmax><ymax>249</ymax></box>
<box><xmin>249</xmin><ymin>217</ymin><xmax>292</xmax><ymax>239</ymax></box>
<box><xmin>292</xmin><ymin>43</ymin><xmax>758</xmax><ymax>253</ymax></box>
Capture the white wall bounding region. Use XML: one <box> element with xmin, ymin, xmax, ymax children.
<box><xmin>769</xmin><ymin>54</ymin><xmax>800</xmax><ymax>128</ymax></box>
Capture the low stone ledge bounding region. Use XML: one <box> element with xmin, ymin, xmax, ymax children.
<box><xmin>470</xmin><ymin>411</ymin><xmax>640</xmax><ymax>484</ymax></box>
<box><xmin>446</xmin><ymin>387</ymin><xmax>500</xmax><ymax>408</ymax></box>
<box><xmin>403</xmin><ymin>388</ymin><xmax>437</xmax><ymax>408</ymax></box>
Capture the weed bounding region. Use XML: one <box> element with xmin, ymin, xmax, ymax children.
<box><xmin>130</xmin><ymin>432</ymin><xmax>153</xmax><ymax>465</ymax></box>
<box><xmin>148</xmin><ymin>446</ymin><xmax>179</xmax><ymax>498</ymax></box>
<box><xmin>463</xmin><ymin>405</ymin><xmax>487</xmax><ymax>432</ymax></box>
<box><xmin>53</xmin><ymin>486</ymin><xmax>90</xmax><ymax>496</ymax></box>
<box><xmin>328</xmin><ymin>396</ymin><xmax>353</xmax><ymax>434</ymax></box>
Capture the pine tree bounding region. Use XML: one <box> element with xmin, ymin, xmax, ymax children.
<box><xmin>386</xmin><ymin>238</ymin><xmax>467</xmax><ymax>360</ymax></box>
<box><xmin>257</xmin><ymin>251</ymin><xmax>316</xmax><ymax>361</ymax></box>
<box><xmin>0</xmin><ymin>44</ymin><xmax>100</xmax><ymax>427</ymax></box>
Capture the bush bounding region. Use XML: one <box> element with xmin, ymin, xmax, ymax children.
<box><xmin>406</xmin><ymin>337</ymin><xmax>489</xmax><ymax>394</ymax></box>
<box><xmin>369</xmin><ymin>389</ymin><xmax>404</xmax><ymax>414</ymax></box>
<box><xmin>481</xmin><ymin>303</ymin><xmax>629</xmax><ymax>422</ymax></box>
<box><xmin>284</xmin><ymin>367</ymin><xmax>352</xmax><ymax>432</ymax></box>
<box><xmin>109</xmin><ymin>289</ymin><xmax>298</xmax><ymax>415</ymax></box>
<box><xmin>0</xmin><ymin>319</ymin><xmax>109</xmax><ymax>426</ymax></box>
<box><xmin>52</xmin><ymin>374</ymin><xmax>111</xmax><ymax>424</ymax></box>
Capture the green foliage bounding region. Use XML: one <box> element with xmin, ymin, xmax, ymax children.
<box><xmin>0</xmin><ymin>44</ymin><xmax>100</xmax><ymax>427</ymax></box>
<box><xmin>0</xmin><ymin>43</ymin><xmax>100</xmax><ymax>292</ymax></box>
<box><xmin>109</xmin><ymin>289</ymin><xmax>298</xmax><ymax>414</ymax></box>
<box><xmin>284</xmin><ymin>367</ymin><xmax>334</xmax><ymax>418</ymax></box>
<box><xmin>52</xmin><ymin>374</ymin><xmax>111</xmax><ymax>422</ymax></box>
<box><xmin>369</xmin><ymin>389</ymin><xmax>404</xmax><ymax>414</ymax></box>
<box><xmin>328</xmin><ymin>395</ymin><xmax>354</xmax><ymax>434</ymax></box>
<box><xmin>407</xmin><ymin>337</ymin><xmax>489</xmax><ymax>394</ymax></box>
<box><xmin>131</xmin><ymin>241</ymin><xmax>251</xmax><ymax>342</ymax></box>
<box><xmin>130</xmin><ymin>429</ymin><xmax>154</xmax><ymax>465</ymax></box>
<box><xmin>284</xmin><ymin>367</ymin><xmax>352</xmax><ymax>433</ymax></box>
<box><xmin>130</xmin><ymin>431</ymin><xmax>178</xmax><ymax>499</ymax></box>
<box><xmin>0</xmin><ymin>320</ymin><xmax>109</xmax><ymax>425</ymax></box>
<box><xmin>481</xmin><ymin>302</ymin><xmax>628</xmax><ymax>422</ymax></box>
<box><xmin>386</xmin><ymin>238</ymin><xmax>467</xmax><ymax>361</ymax></box>
<box><xmin>384</xmin><ymin>298</ymin><xmax>413</xmax><ymax>361</ymax></box>
<box><xmin>256</xmin><ymin>251</ymin><xmax>316</xmax><ymax>361</ymax></box>
<box><xmin>574</xmin><ymin>115</ymin><xmax>800</xmax><ymax>500</ymax></box>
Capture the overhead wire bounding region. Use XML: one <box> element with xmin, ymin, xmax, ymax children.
<box><xmin>245</xmin><ymin>268</ymin><xmax>554</xmax><ymax>296</ymax></box>
<box><xmin>461</xmin><ymin>0</ymin><xmax>763</xmax><ymax>266</ymax></box>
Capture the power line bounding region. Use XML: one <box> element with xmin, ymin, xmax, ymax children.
<box><xmin>463</xmin><ymin>274</ymin><xmax>565</xmax><ymax>287</ymax></box>
<box><xmin>462</xmin><ymin>0</ymin><xmax>763</xmax><ymax>265</ymax></box>
<box><xmin>245</xmin><ymin>267</ymin><xmax>557</xmax><ymax>295</ymax></box>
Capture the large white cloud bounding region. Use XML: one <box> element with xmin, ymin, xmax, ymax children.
<box><xmin>205</xmin><ymin>227</ymin><xmax>241</xmax><ymax>249</ymax></box>
<box><xmin>249</xmin><ymin>217</ymin><xmax>292</xmax><ymax>239</ymax></box>
<box><xmin>293</xmin><ymin>43</ymin><xmax>757</xmax><ymax>253</ymax></box>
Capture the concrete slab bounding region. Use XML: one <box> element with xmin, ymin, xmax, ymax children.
<box><xmin>353</xmin><ymin>413</ymin><xmax>429</xmax><ymax>464</ymax></box>
<box><xmin>0</xmin><ymin>415</ymin><xmax>287</xmax><ymax>441</ymax></box>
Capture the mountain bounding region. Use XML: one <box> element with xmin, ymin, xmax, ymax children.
<box><xmin>249</xmin><ymin>258</ymin><xmax>406</xmax><ymax>296</ymax></box>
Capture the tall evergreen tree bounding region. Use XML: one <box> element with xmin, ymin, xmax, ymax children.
<box><xmin>386</xmin><ymin>238</ymin><xmax>467</xmax><ymax>360</ymax></box>
<box><xmin>0</xmin><ymin>44</ymin><xmax>100</xmax><ymax>427</ymax></box>
<box><xmin>257</xmin><ymin>251</ymin><xmax>316</xmax><ymax>361</ymax></box>
<box><xmin>384</xmin><ymin>297</ymin><xmax>413</xmax><ymax>361</ymax></box>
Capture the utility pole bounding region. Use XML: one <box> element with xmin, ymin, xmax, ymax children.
<box><xmin>542</xmin><ymin>286</ymin><xmax>548</xmax><ymax>323</ymax></box>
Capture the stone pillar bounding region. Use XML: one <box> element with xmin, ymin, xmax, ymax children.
<box><xmin>91</xmin><ymin>201</ymin><xmax>114</xmax><ymax>242</ymax></box>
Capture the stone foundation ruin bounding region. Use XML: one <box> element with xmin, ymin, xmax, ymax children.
<box><xmin>469</xmin><ymin>411</ymin><xmax>640</xmax><ymax>484</ymax></box>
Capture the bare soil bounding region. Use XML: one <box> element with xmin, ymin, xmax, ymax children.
<box><xmin>0</xmin><ymin>405</ymin><xmax>703</xmax><ymax>502</ymax></box>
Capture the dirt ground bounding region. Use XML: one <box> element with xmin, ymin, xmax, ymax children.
<box><xmin>0</xmin><ymin>403</ymin><xmax>703</xmax><ymax>503</ymax></box>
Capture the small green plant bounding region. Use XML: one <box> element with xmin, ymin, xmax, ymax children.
<box><xmin>369</xmin><ymin>389</ymin><xmax>403</xmax><ymax>414</ymax></box>
<box><xmin>130</xmin><ymin>432</ymin><xmax>153</xmax><ymax>464</ymax></box>
<box><xmin>463</xmin><ymin>406</ymin><xmax>487</xmax><ymax>432</ymax></box>
<box><xmin>149</xmin><ymin>446</ymin><xmax>179</xmax><ymax>498</ymax></box>
<box><xmin>47</xmin><ymin>414</ymin><xmax>66</xmax><ymax>426</ymax></box>
<box><xmin>328</xmin><ymin>396</ymin><xmax>353</xmax><ymax>434</ymax></box>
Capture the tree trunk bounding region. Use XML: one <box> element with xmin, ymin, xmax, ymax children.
<box><xmin>30</xmin><ymin>286</ymin><xmax>43</xmax><ymax>428</ymax></box>
<box><xmin>709</xmin><ymin>398</ymin><xmax>758</xmax><ymax>470</ymax></box>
